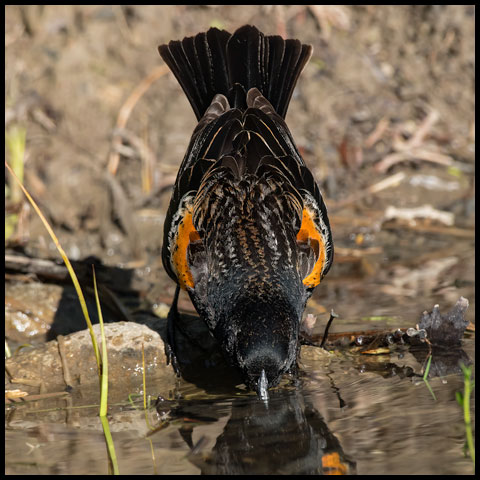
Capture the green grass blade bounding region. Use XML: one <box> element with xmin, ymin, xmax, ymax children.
<box><xmin>93</xmin><ymin>267</ymin><xmax>109</xmax><ymax>417</ymax></box>
<box><xmin>5</xmin><ymin>125</ymin><xmax>26</xmax><ymax>204</ymax></box>
<box><xmin>422</xmin><ymin>354</ymin><xmax>436</xmax><ymax>401</ymax></box>
<box><xmin>423</xmin><ymin>354</ymin><xmax>432</xmax><ymax>381</ymax></box>
<box><xmin>5</xmin><ymin>339</ymin><xmax>12</xmax><ymax>359</ymax></box>
<box><xmin>5</xmin><ymin>159</ymin><xmax>102</xmax><ymax>375</ymax></box>
<box><xmin>142</xmin><ymin>343</ymin><xmax>154</xmax><ymax>431</ymax></box>
<box><xmin>99</xmin><ymin>415</ymin><xmax>120</xmax><ymax>475</ymax></box>
<box><xmin>459</xmin><ymin>363</ymin><xmax>475</xmax><ymax>467</ymax></box>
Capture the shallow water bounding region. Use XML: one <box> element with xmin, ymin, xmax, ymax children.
<box><xmin>5</xmin><ymin>335</ymin><xmax>474</xmax><ymax>475</ymax></box>
<box><xmin>5</xmin><ymin>4</ymin><xmax>475</xmax><ymax>475</ymax></box>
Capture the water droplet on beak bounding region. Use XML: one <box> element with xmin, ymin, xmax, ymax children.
<box><xmin>257</xmin><ymin>369</ymin><xmax>269</xmax><ymax>401</ymax></box>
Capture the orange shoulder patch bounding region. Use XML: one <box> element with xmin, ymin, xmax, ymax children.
<box><xmin>321</xmin><ymin>452</ymin><xmax>348</xmax><ymax>475</ymax></box>
<box><xmin>172</xmin><ymin>210</ymin><xmax>200</xmax><ymax>290</ymax></box>
<box><xmin>296</xmin><ymin>207</ymin><xmax>326</xmax><ymax>288</ymax></box>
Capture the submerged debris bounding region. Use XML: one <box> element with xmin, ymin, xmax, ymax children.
<box><xmin>301</xmin><ymin>298</ymin><xmax>471</xmax><ymax>352</ymax></box>
<box><xmin>419</xmin><ymin>297</ymin><xmax>470</xmax><ymax>347</ymax></box>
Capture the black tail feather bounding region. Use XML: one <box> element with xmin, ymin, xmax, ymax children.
<box><xmin>206</xmin><ymin>28</ymin><xmax>231</xmax><ymax>95</ymax></box>
<box><xmin>159</xmin><ymin>25</ymin><xmax>312</xmax><ymax>120</ymax></box>
<box><xmin>158</xmin><ymin>28</ymin><xmax>231</xmax><ymax>120</ymax></box>
<box><xmin>226</xmin><ymin>25</ymin><xmax>268</xmax><ymax>96</ymax></box>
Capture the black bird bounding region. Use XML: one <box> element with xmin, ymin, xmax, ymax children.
<box><xmin>159</xmin><ymin>25</ymin><xmax>333</xmax><ymax>397</ymax></box>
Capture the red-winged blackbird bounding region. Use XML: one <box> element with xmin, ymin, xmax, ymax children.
<box><xmin>159</xmin><ymin>25</ymin><xmax>333</xmax><ymax>397</ymax></box>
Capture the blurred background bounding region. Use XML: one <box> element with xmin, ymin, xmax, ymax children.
<box><xmin>5</xmin><ymin>5</ymin><xmax>475</xmax><ymax>332</ymax></box>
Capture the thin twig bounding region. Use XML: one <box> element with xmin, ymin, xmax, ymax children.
<box><xmin>320</xmin><ymin>310</ymin><xmax>339</xmax><ymax>349</ymax></box>
<box><xmin>394</xmin><ymin>109</ymin><xmax>439</xmax><ymax>152</ymax></box>
<box><xmin>375</xmin><ymin>147</ymin><xmax>453</xmax><ymax>173</ymax></box>
<box><xmin>383</xmin><ymin>222</ymin><xmax>474</xmax><ymax>238</ymax></box>
<box><xmin>330</xmin><ymin>171</ymin><xmax>406</xmax><ymax>211</ymax></box>
<box><xmin>108</xmin><ymin>64</ymin><xmax>170</xmax><ymax>175</ymax></box>
<box><xmin>57</xmin><ymin>335</ymin><xmax>73</xmax><ymax>390</ymax></box>
<box><xmin>334</xmin><ymin>246</ymin><xmax>383</xmax><ymax>257</ymax></box>
<box><xmin>364</xmin><ymin>116</ymin><xmax>390</xmax><ymax>148</ymax></box>
<box><xmin>384</xmin><ymin>204</ymin><xmax>455</xmax><ymax>227</ymax></box>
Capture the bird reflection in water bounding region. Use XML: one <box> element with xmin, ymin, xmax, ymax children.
<box><xmin>156</xmin><ymin>389</ymin><xmax>356</xmax><ymax>475</ymax></box>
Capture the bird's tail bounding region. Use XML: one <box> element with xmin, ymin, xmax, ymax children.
<box><xmin>158</xmin><ymin>25</ymin><xmax>313</xmax><ymax>120</ymax></box>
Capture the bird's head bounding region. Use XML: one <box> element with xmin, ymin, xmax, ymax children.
<box><xmin>202</xmin><ymin>277</ymin><xmax>306</xmax><ymax>397</ymax></box>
